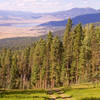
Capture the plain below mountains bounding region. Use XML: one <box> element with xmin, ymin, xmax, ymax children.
<box><xmin>0</xmin><ymin>7</ymin><xmax>100</xmax><ymax>41</ymax></box>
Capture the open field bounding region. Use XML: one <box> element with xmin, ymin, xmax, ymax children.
<box><xmin>0</xmin><ymin>17</ymin><xmax>63</xmax><ymax>39</ymax></box>
<box><xmin>0</xmin><ymin>26</ymin><xmax>47</xmax><ymax>39</ymax></box>
<box><xmin>0</xmin><ymin>84</ymin><xmax>100</xmax><ymax>100</ymax></box>
<box><xmin>62</xmin><ymin>84</ymin><xmax>100</xmax><ymax>100</ymax></box>
<box><xmin>48</xmin><ymin>84</ymin><xmax>100</xmax><ymax>100</ymax></box>
<box><xmin>64</xmin><ymin>88</ymin><xmax>100</xmax><ymax>100</ymax></box>
<box><xmin>0</xmin><ymin>26</ymin><xmax>64</xmax><ymax>39</ymax></box>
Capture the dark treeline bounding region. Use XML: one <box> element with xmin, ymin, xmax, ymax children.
<box><xmin>0</xmin><ymin>19</ymin><xmax>100</xmax><ymax>89</ymax></box>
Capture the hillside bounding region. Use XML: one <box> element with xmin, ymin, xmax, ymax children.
<box><xmin>40</xmin><ymin>13</ymin><xmax>100</xmax><ymax>26</ymax></box>
<box><xmin>49</xmin><ymin>7</ymin><xmax>100</xmax><ymax>19</ymax></box>
<box><xmin>0</xmin><ymin>36</ymin><xmax>45</xmax><ymax>49</ymax></box>
<box><xmin>0</xmin><ymin>22</ymin><xmax>100</xmax><ymax>49</ymax></box>
<box><xmin>0</xmin><ymin>28</ymin><xmax>64</xmax><ymax>49</ymax></box>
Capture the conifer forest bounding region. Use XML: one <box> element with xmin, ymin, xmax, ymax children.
<box><xmin>0</xmin><ymin>19</ymin><xmax>100</xmax><ymax>90</ymax></box>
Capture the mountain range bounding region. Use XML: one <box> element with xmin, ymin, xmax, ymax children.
<box><xmin>48</xmin><ymin>7</ymin><xmax>100</xmax><ymax>19</ymax></box>
<box><xmin>40</xmin><ymin>13</ymin><xmax>100</xmax><ymax>26</ymax></box>
<box><xmin>0</xmin><ymin>7</ymin><xmax>100</xmax><ymax>21</ymax></box>
<box><xmin>0</xmin><ymin>7</ymin><xmax>100</xmax><ymax>41</ymax></box>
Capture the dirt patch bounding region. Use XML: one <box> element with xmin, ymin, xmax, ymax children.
<box><xmin>48</xmin><ymin>89</ymin><xmax>74</xmax><ymax>100</ymax></box>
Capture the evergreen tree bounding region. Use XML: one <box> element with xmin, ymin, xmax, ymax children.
<box><xmin>31</xmin><ymin>39</ymin><xmax>46</xmax><ymax>88</ymax></box>
<box><xmin>72</xmin><ymin>23</ymin><xmax>83</xmax><ymax>83</ymax></box>
<box><xmin>50</xmin><ymin>36</ymin><xmax>62</xmax><ymax>88</ymax></box>
<box><xmin>45</xmin><ymin>31</ymin><xmax>53</xmax><ymax>88</ymax></box>
<box><xmin>10</xmin><ymin>53</ymin><xmax>19</xmax><ymax>89</ymax></box>
<box><xmin>62</xmin><ymin>18</ymin><xmax>73</xmax><ymax>86</ymax></box>
<box><xmin>4</xmin><ymin>49</ymin><xmax>12</xmax><ymax>88</ymax></box>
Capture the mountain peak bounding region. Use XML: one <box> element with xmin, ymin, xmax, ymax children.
<box><xmin>68</xmin><ymin>7</ymin><xmax>97</xmax><ymax>12</ymax></box>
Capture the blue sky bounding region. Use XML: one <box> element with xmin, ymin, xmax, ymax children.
<box><xmin>0</xmin><ymin>0</ymin><xmax>99</xmax><ymax>13</ymax></box>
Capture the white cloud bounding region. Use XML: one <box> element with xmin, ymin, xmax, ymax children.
<box><xmin>0</xmin><ymin>0</ymin><xmax>74</xmax><ymax>12</ymax></box>
<box><xmin>83</xmin><ymin>0</ymin><xmax>88</xmax><ymax>4</ymax></box>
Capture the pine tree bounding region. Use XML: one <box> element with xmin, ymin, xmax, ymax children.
<box><xmin>29</xmin><ymin>43</ymin><xmax>36</xmax><ymax>88</ymax></box>
<box><xmin>89</xmin><ymin>24</ymin><xmax>100</xmax><ymax>84</ymax></box>
<box><xmin>4</xmin><ymin>49</ymin><xmax>12</xmax><ymax>89</ymax></box>
<box><xmin>10</xmin><ymin>53</ymin><xmax>19</xmax><ymax>89</ymax></box>
<box><xmin>45</xmin><ymin>31</ymin><xmax>53</xmax><ymax>88</ymax></box>
<box><xmin>79</xmin><ymin>24</ymin><xmax>93</xmax><ymax>82</ymax></box>
<box><xmin>50</xmin><ymin>36</ymin><xmax>62</xmax><ymax>88</ymax></box>
<box><xmin>22</xmin><ymin>47</ymin><xmax>30</xmax><ymax>89</ymax></box>
<box><xmin>0</xmin><ymin>49</ymin><xmax>7</xmax><ymax>89</ymax></box>
<box><xmin>31</xmin><ymin>39</ymin><xmax>46</xmax><ymax>88</ymax></box>
<box><xmin>72</xmin><ymin>23</ymin><xmax>83</xmax><ymax>83</ymax></box>
<box><xmin>62</xmin><ymin>18</ymin><xmax>73</xmax><ymax>86</ymax></box>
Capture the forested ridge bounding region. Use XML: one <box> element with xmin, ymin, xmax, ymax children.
<box><xmin>0</xmin><ymin>19</ymin><xmax>100</xmax><ymax>89</ymax></box>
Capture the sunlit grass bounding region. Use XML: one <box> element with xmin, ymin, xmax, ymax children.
<box><xmin>0</xmin><ymin>83</ymin><xmax>100</xmax><ymax>100</ymax></box>
<box><xmin>63</xmin><ymin>83</ymin><xmax>100</xmax><ymax>100</ymax></box>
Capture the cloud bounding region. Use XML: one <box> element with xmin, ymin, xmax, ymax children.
<box><xmin>0</xmin><ymin>0</ymin><xmax>98</xmax><ymax>12</ymax></box>
<box><xmin>83</xmin><ymin>0</ymin><xmax>89</xmax><ymax>4</ymax></box>
<box><xmin>0</xmin><ymin>0</ymin><xmax>74</xmax><ymax>12</ymax></box>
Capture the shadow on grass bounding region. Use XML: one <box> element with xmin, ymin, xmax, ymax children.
<box><xmin>0</xmin><ymin>89</ymin><xmax>47</xmax><ymax>95</ymax></box>
<box><xmin>0</xmin><ymin>95</ymin><xmax>51</xmax><ymax>100</ymax></box>
<box><xmin>81</xmin><ymin>97</ymin><xmax>100</xmax><ymax>100</ymax></box>
<box><xmin>33</xmin><ymin>96</ymin><xmax>51</xmax><ymax>100</ymax></box>
<box><xmin>0</xmin><ymin>90</ymin><xmax>51</xmax><ymax>100</ymax></box>
<box><xmin>47</xmin><ymin>89</ymin><xmax>66</xmax><ymax>95</ymax></box>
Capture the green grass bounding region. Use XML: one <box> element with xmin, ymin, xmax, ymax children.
<box><xmin>63</xmin><ymin>84</ymin><xmax>100</xmax><ymax>100</ymax></box>
<box><xmin>0</xmin><ymin>84</ymin><xmax>100</xmax><ymax>100</ymax></box>
<box><xmin>0</xmin><ymin>90</ymin><xmax>50</xmax><ymax>100</ymax></box>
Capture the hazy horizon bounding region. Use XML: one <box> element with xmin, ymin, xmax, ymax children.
<box><xmin>0</xmin><ymin>0</ymin><xmax>99</xmax><ymax>13</ymax></box>
<box><xmin>0</xmin><ymin>7</ymin><xmax>100</xmax><ymax>14</ymax></box>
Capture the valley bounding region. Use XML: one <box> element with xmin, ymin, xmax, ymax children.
<box><xmin>0</xmin><ymin>7</ymin><xmax>100</xmax><ymax>39</ymax></box>
<box><xmin>0</xmin><ymin>0</ymin><xmax>100</xmax><ymax>99</ymax></box>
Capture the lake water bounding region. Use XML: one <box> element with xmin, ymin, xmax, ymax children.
<box><xmin>12</xmin><ymin>23</ymin><xmax>39</xmax><ymax>27</ymax></box>
<box><xmin>0</xmin><ymin>23</ymin><xmax>39</xmax><ymax>27</ymax></box>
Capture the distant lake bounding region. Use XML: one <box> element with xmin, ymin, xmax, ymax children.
<box><xmin>0</xmin><ymin>23</ymin><xmax>39</xmax><ymax>27</ymax></box>
<box><xmin>13</xmin><ymin>23</ymin><xmax>39</xmax><ymax>27</ymax></box>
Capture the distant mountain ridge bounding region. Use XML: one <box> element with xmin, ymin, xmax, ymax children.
<box><xmin>0</xmin><ymin>7</ymin><xmax>100</xmax><ymax>20</ymax></box>
<box><xmin>39</xmin><ymin>13</ymin><xmax>100</xmax><ymax>26</ymax></box>
<box><xmin>0</xmin><ymin>10</ymin><xmax>41</xmax><ymax>20</ymax></box>
<box><xmin>49</xmin><ymin>8</ymin><xmax>100</xmax><ymax>19</ymax></box>
<box><xmin>0</xmin><ymin>7</ymin><xmax>100</xmax><ymax>40</ymax></box>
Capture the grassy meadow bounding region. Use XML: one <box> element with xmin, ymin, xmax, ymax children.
<box><xmin>64</xmin><ymin>88</ymin><xmax>100</xmax><ymax>100</ymax></box>
<box><xmin>0</xmin><ymin>84</ymin><xmax>100</xmax><ymax>100</ymax></box>
<box><xmin>62</xmin><ymin>83</ymin><xmax>100</xmax><ymax>100</ymax></box>
<box><xmin>0</xmin><ymin>89</ymin><xmax>50</xmax><ymax>100</ymax></box>
<box><xmin>48</xmin><ymin>83</ymin><xmax>100</xmax><ymax>100</ymax></box>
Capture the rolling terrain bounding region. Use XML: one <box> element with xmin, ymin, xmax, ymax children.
<box><xmin>40</xmin><ymin>13</ymin><xmax>100</xmax><ymax>26</ymax></box>
<box><xmin>0</xmin><ymin>8</ymin><xmax>99</xmax><ymax>21</ymax></box>
<box><xmin>0</xmin><ymin>7</ymin><xmax>100</xmax><ymax>40</ymax></box>
<box><xmin>0</xmin><ymin>28</ymin><xmax>64</xmax><ymax>48</ymax></box>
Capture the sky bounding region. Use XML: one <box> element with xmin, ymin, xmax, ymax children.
<box><xmin>0</xmin><ymin>0</ymin><xmax>99</xmax><ymax>13</ymax></box>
